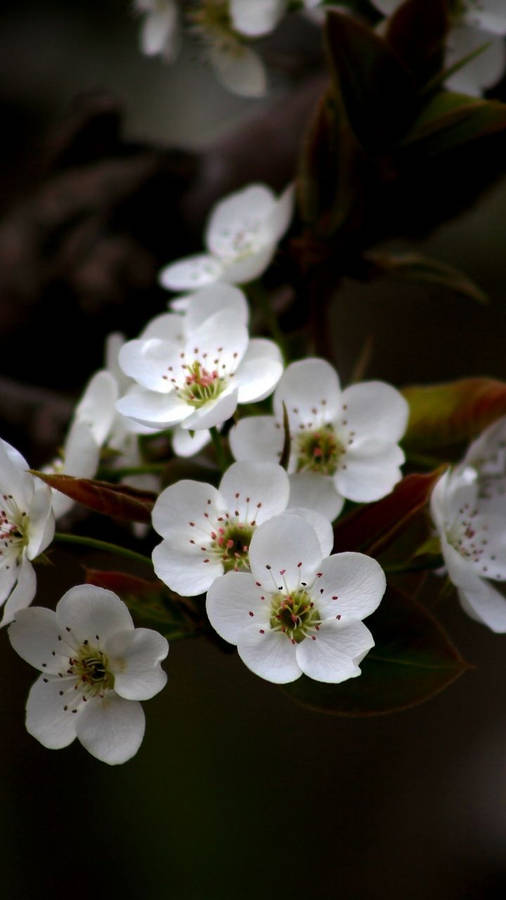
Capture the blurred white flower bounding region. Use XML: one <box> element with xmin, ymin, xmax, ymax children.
<box><xmin>159</xmin><ymin>183</ymin><xmax>294</xmax><ymax>292</ymax></box>
<box><xmin>230</xmin><ymin>0</ymin><xmax>287</xmax><ymax>36</ymax></box>
<box><xmin>117</xmin><ymin>284</ymin><xmax>283</xmax><ymax>432</ymax></box>
<box><xmin>9</xmin><ymin>584</ymin><xmax>168</xmax><ymax>765</ymax></box>
<box><xmin>0</xmin><ymin>440</ymin><xmax>55</xmax><ymax>627</ymax></box>
<box><xmin>152</xmin><ymin>461</ymin><xmax>333</xmax><ymax>595</ymax></box>
<box><xmin>431</xmin><ymin>416</ymin><xmax>506</xmax><ymax>632</ymax></box>
<box><xmin>135</xmin><ymin>0</ymin><xmax>180</xmax><ymax>61</ymax></box>
<box><xmin>372</xmin><ymin>0</ymin><xmax>506</xmax><ymax>96</ymax></box>
<box><xmin>207</xmin><ymin>513</ymin><xmax>386</xmax><ymax>683</ymax></box>
<box><xmin>229</xmin><ymin>358</ymin><xmax>408</xmax><ymax>521</ymax></box>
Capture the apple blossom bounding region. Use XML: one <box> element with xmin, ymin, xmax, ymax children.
<box><xmin>229</xmin><ymin>358</ymin><xmax>408</xmax><ymax>521</ymax></box>
<box><xmin>152</xmin><ymin>461</ymin><xmax>333</xmax><ymax>596</ymax></box>
<box><xmin>116</xmin><ymin>283</ymin><xmax>283</xmax><ymax>432</ymax></box>
<box><xmin>159</xmin><ymin>183</ymin><xmax>294</xmax><ymax>292</ymax></box>
<box><xmin>9</xmin><ymin>584</ymin><xmax>168</xmax><ymax>765</ymax></box>
<box><xmin>431</xmin><ymin>417</ymin><xmax>506</xmax><ymax>632</ymax></box>
<box><xmin>0</xmin><ymin>439</ymin><xmax>55</xmax><ymax>627</ymax></box>
<box><xmin>207</xmin><ymin>513</ymin><xmax>386</xmax><ymax>683</ymax></box>
<box><xmin>371</xmin><ymin>0</ymin><xmax>506</xmax><ymax>96</ymax></box>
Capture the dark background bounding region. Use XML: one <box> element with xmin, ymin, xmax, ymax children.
<box><xmin>1</xmin><ymin>3</ymin><xmax>506</xmax><ymax>898</ymax></box>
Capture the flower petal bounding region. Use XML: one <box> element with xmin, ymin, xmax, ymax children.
<box><xmin>55</xmin><ymin>585</ymin><xmax>134</xmax><ymax>644</ymax></box>
<box><xmin>288</xmin><ymin>508</ymin><xmax>334</xmax><ymax>559</ymax></box>
<box><xmin>26</xmin><ymin>479</ymin><xmax>54</xmax><ymax>560</ymax></box>
<box><xmin>158</xmin><ymin>254</ymin><xmax>224</xmax><ymax>292</ymax></box>
<box><xmin>8</xmin><ymin>605</ymin><xmax>67</xmax><ymax>672</ymax></box>
<box><xmin>335</xmin><ymin>443</ymin><xmax>404</xmax><ymax>503</ymax></box>
<box><xmin>76</xmin><ymin>694</ymin><xmax>145</xmax><ymax>765</ymax></box>
<box><xmin>229</xmin><ymin>415</ymin><xmax>283</xmax><ymax>462</ymax></box>
<box><xmin>235</xmin><ymin>338</ymin><xmax>283</xmax><ymax>403</ymax></box>
<box><xmin>221</xmin><ymin>244</ymin><xmax>277</xmax><ymax>285</ymax></box>
<box><xmin>273</xmin><ymin>358</ymin><xmax>341</xmax><ymax>429</ymax></box>
<box><xmin>458</xmin><ymin>577</ymin><xmax>506</xmax><ymax>633</ymax></box>
<box><xmin>209</xmin><ymin>44</ymin><xmax>267</xmax><ymax>98</ymax></box>
<box><xmin>184</xmin><ymin>283</ymin><xmax>249</xmax><ymax>333</ymax></box>
<box><xmin>248</xmin><ymin>513</ymin><xmax>322</xmax><ymax>591</ymax></box>
<box><xmin>118</xmin><ymin>338</ymin><xmax>180</xmax><ymax>393</ymax></box>
<box><xmin>206</xmin><ymin>184</ymin><xmax>276</xmax><ymax>258</ymax></box>
<box><xmin>139</xmin><ymin>312</ymin><xmax>184</xmax><ymax>343</ymax></box>
<box><xmin>172</xmin><ymin>426</ymin><xmax>211</xmax><ymax>457</ymax></box>
<box><xmin>74</xmin><ymin>370</ymin><xmax>118</xmax><ymax>445</ymax></box>
<box><xmin>152</xmin><ymin>540</ymin><xmax>223</xmax><ymax>596</ymax></box>
<box><xmin>106</xmin><ymin>628</ymin><xmax>168</xmax><ymax>700</ymax></box>
<box><xmin>181</xmin><ymin>387</ymin><xmax>239</xmax><ymax>431</ymax></box>
<box><xmin>0</xmin><ymin>557</ymin><xmax>37</xmax><ymax>627</ymax></box>
<box><xmin>152</xmin><ymin>479</ymin><xmax>225</xmax><ymax>538</ymax></box>
<box><xmin>219</xmin><ymin>461</ymin><xmax>289</xmax><ymax>524</ymax></box>
<box><xmin>116</xmin><ymin>385</ymin><xmax>190</xmax><ymax>429</ymax></box>
<box><xmin>26</xmin><ymin>675</ymin><xmax>78</xmax><ymax>749</ymax></box>
<box><xmin>295</xmin><ymin>620</ymin><xmax>365</xmax><ymax>683</ymax></box>
<box><xmin>237</xmin><ymin>625</ymin><xmax>301</xmax><ymax>683</ymax></box>
<box><xmin>341</xmin><ymin>381</ymin><xmax>408</xmax><ymax>445</ymax></box>
<box><xmin>288</xmin><ymin>472</ymin><xmax>344</xmax><ymax>521</ymax></box>
<box><xmin>230</xmin><ymin>0</ymin><xmax>286</xmax><ymax>36</ymax></box>
<box><xmin>312</xmin><ymin>552</ymin><xmax>386</xmax><ymax>620</ymax></box>
<box><xmin>206</xmin><ymin>572</ymin><xmax>268</xmax><ymax>643</ymax></box>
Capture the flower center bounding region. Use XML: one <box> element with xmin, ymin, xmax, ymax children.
<box><xmin>211</xmin><ymin>521</ymin><xmax>253</xmax><ymax>572</ymax></box>
<box><xmin>295</xmin><ymin>425</ymin><xmax>344</xmax><ymax>476</ymax></box>
<box><xmin>446</xmin><ymin>504</ymin><xmax>488</xmax><ymax>566</ymax></box>
<box><xmin>70</xmin><ymin>645</ymin><xmax>114</xmax><ymax>697</ymax></box>
<box><xmin>180</xmin><ymin>361</ymin><xmax>226</xmax><ymax>408</ymax></box>
<box><xmin>0</xmin><ymin>494</ymin><xmax>28</xmax><ymax>561</ymax></box>
<box><xmin>269</xmin><ymin>589</ymin><xmax>321</xmax><ymax>644</ymax></box>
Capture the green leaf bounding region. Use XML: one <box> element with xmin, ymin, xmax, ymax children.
<box><xmin>283</xmin><ymin>586</ymin><xmax>469</xmax><ymax>716</ymax></box>
<box><xmin>366</xmin><ymin>251</ymin><xmax>487</xmax><ymax>304</ymax></box>
<box><xmin>386</xmin><ymin>0</ymin><xmax>448</xmax><ymax>87</ymax></box>
<box><xmin>333</xmin><ymin>469</ymin><xmax>445</xmax><ymax>558</ymax></box>
<box><xmin>403</xmin><ymin>378</ymin><xmax>506</xmax><ymax>460</ymax></box>
<box><xmin>325</xmin><ymin>10</ymin><xmax>417</xmax><ymax>152</ymax></box>
<box><xmin>32</xmin><ymin>471</ymin><xmax>155</xmax><ymax>523</ymax></box>
<box><xmin>402</xmin><ymin>91</ymin><xmax>506</xmax><ymax>156</ymax></box>
<box><xmin>85</xmin><ymin>568</ymin><xmax>198</xmax><ymax>637</ymax></box>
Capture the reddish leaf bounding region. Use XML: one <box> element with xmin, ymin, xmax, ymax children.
<box><xmin>333</xmin><ymin>469</ymin><xmax>444</xmax><ymax>557</ymax></box>
<box><xmin>386</xmin><ymin>0</ymin><xmax>448</xmax><ymax>86</ymax></box>
<box><xmin>283</xmin><ymin>585</ymin><xmax>469</xmax><ymax>716</ymax></box>
<box><xmin>33</xmin><ymin>471</ymin><xmax>155</xmax><ymax>522</ymax></box>
<box><xmin>403</xmin><ymin>378</ymin><xmax>506</xmax><ymax>458</ymax></box>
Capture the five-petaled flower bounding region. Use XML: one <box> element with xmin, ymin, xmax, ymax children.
<box><xmin>159</xmin><ymin>183</ymin><xmax>294</xmax><ymax>292</ymax></box>
<box><xmin>207</xmin><ymin>513</ymin><xmax>386</xmax><ymax>684</ymax></box>
<box><xmin>0</xmin><ymin>439</ymin><xmax>55</xmax><ymax>627</ymax></box>
<box><xmin>9</xmin><ymin>584</ymin><xmax>168</xmax><ymax>765</ymax></box>
<box><xmin>152</xmin><ymin>461</ymin><xmax>333</xmax><ymax>596</ymax></box>
<box><xmin>431</xmin><ymin>416</ymin><xmax>506</xmax><ymax>632</ymax></box>
<box><xmin>229</xmin><ymin>357</ymin><xmax>408</xmax><ymax>521</ymax></box>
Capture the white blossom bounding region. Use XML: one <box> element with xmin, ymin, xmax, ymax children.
<box><xmin>0</xmin><ymin>439</ymin><xmax>54</xmax><ymax>627</ymax></box>
<box><xmin>230</xmin><ymin>0</ymin><xmax>287</xmax><ymax>36</ymax></box>
<box><xmin>135</xmin><ymin>0</ymin><xmax>180</xmax><ymax>61</ymax></box>
<box><xmin>229</xmin><ymin>358</ymin><xmax>408</xmax><ymax>521</ymax></box>
<box><xmin>206</xmin><ymin>513</ymin><xmax>386</xmax><ymax>683</ymax></box>
<box><xmin>152</xmin><ymin>461</ymin><xmax>333</xmax><ymax>596</ymax></box>
<box><xmin>159</xmin><ymin>183</ymin><xmax>294</xmax><ymax>292</ymax></box>
<box><xmin>431</xmin><ymin>416</ymin><xmax>506</xmax><ymax>632</ymax></box>
<box><xmin>372</xmin><ymin>0</ymin><xmax>506</xmax><ymax>96</ymax></box>
<box><xmin>116</xmin><ymin>283</ymin><xmax>283</xmax><ymax>432</ymax></box>
<box><xmin>9</xmin><ymin>584</ymin><xmax>168</xmax><ymax>765</ymax></box>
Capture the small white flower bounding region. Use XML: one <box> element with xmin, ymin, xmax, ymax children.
<box><xmin>135</xmin><ymin>0</ymin><xmax>180</xmax><ymax>61</ymax></box>
<box><xmin>0</xmin><ymin>440</ymin><xmax>55</xmax><ymax>626</ymax></box>
<box><xmin>9</xmin><ymin>584</ymin><xmax>168</xmax><ymax>765</ymax></box>
<box><xmin>431</xmin><ymin>416</ymin><xmax>506</xmax><ymax>632</ymax></box>
<box><xmin>159</xmin><ymin>183</ymin><xmax>294</xmax><ymax>292</ymax></box>
<box><xmin>207</xmin><ymin>513</ymin><xmax>386</xmax><ymax>683</ymax></box>
<box><xmin>372</xmin><ymin>0</ymin><xmax>506</xmax><ymax>96</ymax></box>
<box><xmin>152</xmin><ymin>461</ymin><xmax>333</xmax><ymax>595</ymax></box>
<box><xmin>230</xmin><ymin>0</ymin><xmax>287</xmax><ymax>36</ymax></box>
<box><xmin>229</xmin><ymin>358</ymin><xmax>408</xmax><ymax>521</ymax></box>
<box><xmin>116</xmin><ymin>284</ymin><xmax>283</xmax><ymax>432</ymax></box>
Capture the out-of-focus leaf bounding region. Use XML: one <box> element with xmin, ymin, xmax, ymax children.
<box><xmin>279</xmin><ymin>402</ymin><xmax>291</xmax><ymax>470</ymax></box>
<box><xmin>283</xmin><ymin>585</ymin><xmax>469</xmax><ymax>716</ymax></box>
<box><xmin>333</xmin><ymin>469</ymin><xmax>444</xmax><ymax>557</ymax></box>
<box><xmin>402</xmin><ymin>91</ymin><xmax>506</xmax><ymax>156</ymax></box>
<box><xmin>386</xmin><ymin>0</ymin><xmax>448</xmax><ymax>87</ymax></box>
<box><xmin>33</xmin><ymin>471</ymin><xmax>155</xmax><ymax>522</ymax></box>
<box><xmin>325</xmin><ymin>10</ymin><xmax>417</xmax><ymax>151</ymax></box>
<box><xmin>85</xmin><ymin>568</ymin><xmax>198</xmax><ymax>637</ymax></box>
<box><xmin>366</xmin><ymin>251</ymin><xmax>487</xmax><ymax>304</ymax></box>
<box><xmin>403</xmin><ymin>378</ymin><xmax>506</xmax><ymax>458</ymax></box>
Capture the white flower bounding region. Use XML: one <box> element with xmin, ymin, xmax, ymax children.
<box><xmin>431</xmin><ymin>416</ymin><xmax>506</xmax><ymax>632</ymax></box>
<box><xmin>206</xmin><ymin>513</ymin><xmax>386</xmax><ymax>683</ymax></box>
<box><xmin>229</xmin><ymin>358</ymin><xmax>408</xmax><ymax>521</ymax></box>
<box><xmin>230</xmin><ymin>0</ymin><xmax>287</xmax><ymax>36</ymax></box>
<box><xmin>159</xmin><ymin>183</ymin><xmax>294</xmax><ymax>292</ymax></box>
<box><xmin>116</xmin><ymin>283</ymin><xmax>283</xmax><ymax>432</ymax></box>
<box><xmin>0</xmin><ymin>440</ymin><xmax>55</xmax><ymax>627</ymax></box>
<box><xmin>9</xmin><ymin>584</ymin><xmax>168</xmax><ymax>765</ymax></box>
<box><xmin>135</xmin><ymin>0</ymin><xmax>180</xmax><ymax>61</ymax></box>
<box><xmin>372</xmin><ymin>0</ymin><xmax>506</xmax><ymax>96</ymax></box>
<box><xmin>152</xmin><ymin>461</ymin><xmax>333</xmax><ymax>595</ymax></box>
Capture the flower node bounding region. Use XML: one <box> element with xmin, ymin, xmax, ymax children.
<box><xmin>295</xmin><ymin>426</ymin><xmax>343</xmax><ymax>476</ymax></box>
<box><xmin>212</xmin><ymin>522</ymin><xmax>253</xmax><ymax>572</ymax></box>
<box><xmin>180</xmin><ymin>361</ymin><xmax>225</xmax><ymax>408</ymax></box>
<box><xmin>70</xmin><ymin>646</ymin><xmax>114</xmax><ymax>697</ymax></box>
<box><xmin>269</xmin><ymin>589</ymin><xmax>321</xmax><ymax>644</ymax></box>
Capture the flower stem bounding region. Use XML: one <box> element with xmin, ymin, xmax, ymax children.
<box><xmin>210</xmin><ymin>427</ymin><xmax>229</xmax><ymax>473</ymax></box>
<box><xmin>54</xmin><ymin>533</ymin><xmax>153</xmax><ymax>567</ymax></box>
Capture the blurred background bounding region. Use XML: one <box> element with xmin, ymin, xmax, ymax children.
<box><xmin>1</xmin><ymin>2</ymin><xmax>506</xmax><ymax>897</ymax></box>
